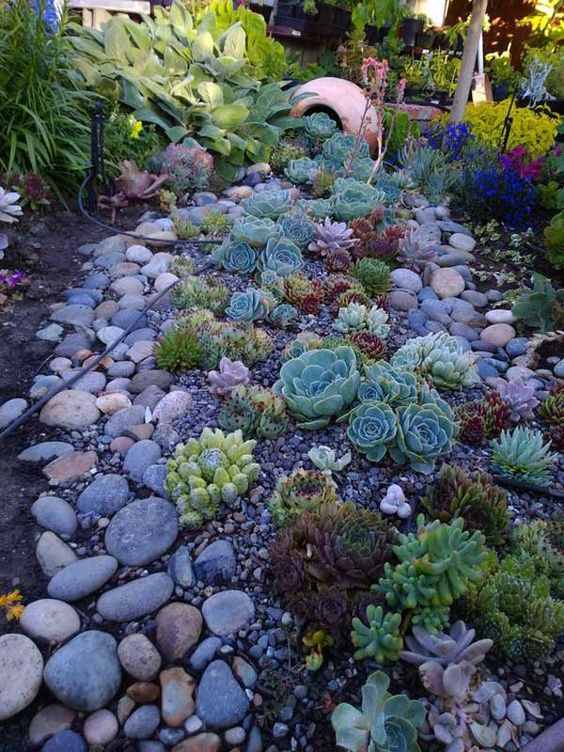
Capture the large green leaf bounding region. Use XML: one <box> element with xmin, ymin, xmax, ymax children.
<box><xmin>104</xmin><ymin>18</ymin><xmax>130</xmax><ymax>60</ymax></box>
<box><xmin>192</xmin><ymin>31</ymin><xmax>215</xmax><ymax>61</ymax></box>
<box><xmin>133</xmin><ymin>106</ymin><xmax>174</xmax><ymax>130</ymax></box>
<box><xmin>197</xmin><ymin>81</ymin><xmax>224</xmax><ymax>107</ymax></box>
<box><xmin>166</xmin><ymin>125</ymin><xmax>190</xmax><ymax>143</ymax></box>
<box><xmin>123</xmin><ymin>18</ymin><xmax>152</xmax><ymax>52</ymax></box>
<box><xmin>211</xmin><ymin>102</ymin><xmax>249</xmax><ymax>129</ymax></box>
<box><xmin>170</xmin><ymin>0</ymin><xmax>193</xmax><ymax>34</ymax></box>
<box><xmin>222</xmin><ymin>24</ymin><xmax>246</xmax><ymax>60</ymax></box>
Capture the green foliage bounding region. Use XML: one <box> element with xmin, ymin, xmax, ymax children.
<box><xmin>0</xmin><ymin>0</ymin><xmax>94</xmax><ymax>190</ymax></box>
<box><xmin>218</xmin><ymin>384</ymin><xmax>289</xmax><ymax>440</ymax></box>
<box><xmin>283</xmin><ymin>272</ymin><xmax>324</xmax><ymax>314</ymax></box>
<box><xmin>391</xmin><ymin>332</ymin><xmax>479</xmax><ymax>390</ymax></box>
<box><xmin>379</xmin><ymin>515</ymin><xmax>486</xmax><ymax>633</ymax></box>
<box><xmin>172</xmin><ymin>213</ymin><xmax>201</xmax><ymax>240</ymax></box>
<box><xmin>333</xmin><ymin>303</ymin><xmax>390</xmax><ymax>339</ymax></box>
<box><xmin>358</xmin><ymin>362</ymin><xmax>418</xmax><ymax>405</ymax></box>
<box><xmin>455</xmin><ymin>390</ymin><xmax>512</xmax><ymax>444</ymax></box>
<box><xmin>170</xmin><ymin>256</ymin><xmax>196</xmax><ymax>278</ymax></box>
<box><xmin>331</xmin><ymin>178</ymin><xmax>387</xmax><ymax>222</ymax></box>
<box><xmin>153</xmin><ymin>325</ymin><xmax>202</xmax><ymax>372</ymax></box>
<box><xmin>512</xmin><ymin>273</ymin><xmax>564</xmax><ymax>331</ymax></box>
<box><xmin>269</xmin><ymin>139</ymin><xmax>307</xmax><ymax>172</ymax></box>
<box><xmin>225</xmin><ymin>287</ymin><xmax>274</xmax><ymax>321</ymax></box>
<box><xmin>170</xmin><ymin>275</ymin><xmax>228</xmax><ymax>313</ymax></box>
<box><xmin>398</xmin><ymin>141</ymin><xmax>458</xmax><ymax>203</ymax></box>
<box><xmin>511</xmin><ymin>519</ymin><xmax>564</xmax><ymax>600</ymax></box>
<box><xmin>201</xmin><ymin>208</ymin><xmax>232</xmax><ymax>235</ymax></box>
<box><xmin>285</xmin><ymin>157</ymin><xmax>318</xmax><ymax>185</ymax></box>
<box><xmin>303</xmin><ymin>112</ymin><xmax>338</xmax><ymax>143</ymax></box>
<box><xmin>420</xmin><ymin>465</ymin><xmax>509</xmax><ymax>546</ymax></box>
<box><xmin>274</xmin><ymin>347</ymin><xmax>361</xmax><ymax>429</ymax></box>
<box><xmin>350</xmin><ymin>257</ymin><xmax>391</xmax><ymax>296</ymax></box>
<box><xmin>165</xmin><ymin>428</ymin><xmax>260</xmax><ymax>528</ymax></box>
<box><xmin>190</xmin><ymin>310</ymin><xmax>274</xmax><ymax>368</ymax></box>
<box><xmin>277</xmin><ymin>211</ymin><xmax>316</xmax><ymax>249</ymax></box>
<box><xmin>331</xmin><ymin>671</ymin><xmax>425</xmax><ymax>752</ymax></box>
<box><xmin>312</xmin><ymin>168</ymin><xmax>337</xmax><ymax>198</ymax></box>
<box><xmin>490</xmin><ymin>426</ymin><xmax>556</xmax><ymax>487</ymax></box>
<box><xmin>268</xmin><ymin>470</ymin><xmax>340</xmax><ymax>526</ymax></box>
<box><xmin>351</xmin><ymin>605</ymin><xmax>403</xmax><ymax>662</ymax></box>
<box><xmin>242</xmin><ymin>188</ymin><xmax>294</xmax><ymax>219</ymax></box>
<box><xmin>103</xmin><ymin>111</ymin><xmax>160</xmax><ymax>176</ymax></box>
<box><xmin>544</xmin><ymin>211</ymin><xmax>564</xmax><ymax>269</ymax></box>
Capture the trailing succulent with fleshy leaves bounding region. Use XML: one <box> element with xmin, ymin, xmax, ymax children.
<box><xmin>511</xmin><ymin>519</ymin><xmax>564</xmax><ymax>599</ymax></box>
<box><xmin>230</xmin><ymin>216</ymin><xmax>283</xmax><ymax>248</ymax></box>
<box><xmin>241</xmin><ymin>188</ymin><xmax>294</xmax><ymax>218</ymax></box>
<box><xmin>331</xmin><ymin>671</ymin><xmax>425</xmax><ymax>752</ymax></box>
<box><xmin>420</xmin><ymin>465</ymin><xmax>509</xmax><ymax>546</ymax></box>
<box><xmin>274</xmin><ymin>347</ymin><xmax>360</xmax><ymax>429</ymax></box>
<box><xmin>207</xmin><ymin>357</ymin><xmax>250</xmax><ymax>396</ymax></box>
<box><xmin>277</xmin><ymin>211</ymin><xmax>316</xmax><ymax>248</ymax></box>
<box><xmin>454</xmin><ymin>391</ymin><xmax>511</xmax><ymax>444</ymax></box>
<box><xmin>350</xmin><ymin>258</ymin><xmax>391</xmax><ymax>296</ymax></box>
<box><xmin>165</xmin><ymin>428</ymin><xmax>260</xmax><ymax>528</ymax></box>
<box><xmin>333</xmin><ymin>303</ymin><xmax>390</xmax><ymax>338</ymax></box>
<box><xmin>308</xmin><ymin>217</ymin><xmax>358</xmax><ymax>255</ymax></box>
<box><xmin>351</xmin><ymin>605</ymin><xmax>404</xmax><ymax>662</ymax></box>
<box><xmin>490</xmin><ymin>426</ymin><xmax>556</xmax><ymax>487</ymax></box>
<box><xmin>268</xmin><ymin>469</ymin><xmax>340</xmax><ymax>526</ymax></box>
<box><xmin>218</xmin><ymin>384</ymin><xmax>289</xmax><ymax>441</ymax></box>
<box><xmin>346</xmin><ymin>386</ymin><xmax>458</xmax><ymax>474</ymax></box>
<box><xmin>391</xmin><ymin>332</ymin><xmax>479</xmax><ymax>390</ymax></box>
<box><xmin>270</xmin><ymin>502</ymin><xmax>395</xmax><ymax>638</ymax></box>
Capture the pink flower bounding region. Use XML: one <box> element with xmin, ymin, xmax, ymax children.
<box><xmin>396</xmin><ymin>78</ymin><xmax>407</xmax><ymax>104</ymax></box>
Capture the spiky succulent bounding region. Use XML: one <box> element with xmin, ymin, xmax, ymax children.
<box><xmin>165</xmin><ymin>428</ymin><xmax>260</xmax><ymax>528</ymax></box>
<box><xmin>230</xmin><ymin>216</ymin><xmax>283</xmax><ymax>249</ymax></box>
<box><xmin>270</xmin><ymin>139</ymin><xmax>307</xmax><ymax>171</ymax></box>
<box><xmin>153</xmin><ymin>325</ymin><xmax>202</xmax><ymax>372</ymax></box>
<box><xmin>275</xmin><ymin>346</ymin><xmax>360</xmax><ymax>429</ymax></box>
<box><xmin>331</xmin><ymin>671</ymin><xmax>425</xmax><ymax>752</ymax></box>
<box><xmin>549</xmin><ymin>424</ymin><xmax>564</xmax><ymax>450</ymax></box>
<box><xmin>308</xmin><ymin>217</ymin><xmax>358</xmax><ymax>255</ymax></box>
<box><xmin>197</xmin><ymin>318</ymin><xmax>273</xmax><ymax>369</ymax></box>
<box><xmin>225</xmin><ymin>288</ymin><xmax>275</xmax><ymax>322</ymax></box>
<box><xmin>218</xmin><ymin>384</ymin><xmax>289</xmax><ymax>441</ymax></box>
<box><xmin>349</xmin><ymin>331</ymin><xmax>386</xmax><ymax>362</ymax></box>
<box><xmin>242</xmin><ymin>188</ymin><xmax>294</xmax><ymax>219</ymax></box>
<box><xmin>303</xmin><ymin>112</ymin><xmax>338</xmax><ymax>142</ymax></box>
<box><xmin>323</xmin><ymin>274</ymin><xmax>361</xmax><ymax>302</ymax></box>
<box><xmin>312</xmin><ymin>169</ymin><xmax>337</xmax><ymax>198</ymax></box>
<box><xmin>331</xmin><ymin>288</ymin><xmax>371</xmax><ymax>316</ymax></box>
<box><xmin>494</xmin><ymin>377</ymin><xmax>540</xmax><ymax>422</ymax></box>
<box><xmin>170</xmin><ymin>275</ymin><xmax>229</xmax><ymax>313</ymax></box>
<box><xmin>326</xmin><ymin>248</ymin><xmax>352</xmax><ymax>273</ymax></box>
<box><xmin>350</xmin><ymin>258</ymin><xmax>391</xmax><ymax>296</ymax></box>
<box><xmin>391</xmin><ymin>332</ymin><xmax>479</xmax><ymax>390</ymax></box>
<box><xmin>455</xmin><ymin>391</ymin><xmax>512</xmax><ymax>444</ymax></box>
<box><xmin>268</xmin><ymin>470</ymin><xmax>340</xmax><ymax>527</ymax></box>
<box><xmin>283</xmin><ymin>272</ymin><xmax>324</xmax><ymax>314</ymax></box>
<box><xmin>538</xmin><ymin>382</ymin><xmax>564</xmax><ymax>426</ymax></box>
<box><xmin>379</xmin><ymin>515</ymin><xmax>486</xmax><ymax>633</ymax></box>
<box><xmin>277</xmin><ymin>211</ymin><xmax>316</xmax><ymax>248</ymax></box>
<box><xmin>270</xmin><ymin>502</ymin><xmax>395</xmax><ymax>636</ymax></box>
<box><xmin>420</xmin><ymin>465</ymin><xmax>509</xmax><ymax>546</ymax></box>
<box><xmin>396</xmin><ymin>229</ymin><xmax>438</xmax><ymax>272</ymax></box>
<box><xmin>490</xmin><ymin>427</ymin><xmax>556</xmax><ymax>487</ymax></box>
<box><xmin>285</xmin><ymin>157</ymin><xmax>318</xmax><ymax>185</ymax></box>
<box><xmin>400</xmin><ymin>621</ymin><xmax>492</xmax><ymax>667</ymax></box>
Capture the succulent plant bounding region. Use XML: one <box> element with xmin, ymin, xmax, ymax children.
<box><xmin>400</xmin><ymin>621</ymin><xmax>493</xmax><ymax>667</ymax></box>
<box><xmin>320</xmin><ymin>133</ymin><xmax>371</xmax><ymax>171</ymax></box>
<box><xmin>197</xmin><ymin>317</ymin><xmax>273</xmax><ymax>369</ymax></box>
<box><xmin>490</xmin><ymin>427</ymin><xmax>556</xmax><ymax>486</ymax></box>
<box><xmin>242</xmin><ymin>188</ymin><xmax>294</xmax><ymax>219</ymax></box>
<box><xmin>285</xmin><ymin>157</ymin><xmax>318</xmax><ymax>185</ymax></box>
<box><xmin>230</xmin><ymin>216</ymin><xmax>283</xmax><ymax>249</ymax></box>
<box><xmin>349</xmin><ymin>331</ymin><xmax>386</xmax><ymax>362</ymax></box>
<box><xmin>170</xmin><ymin>275</ymin><xmax>229</xmax><ymax>313</ymax></box>
<box><xmin>511</xmin><ymin>518</ymin><xmax>564</xmax><ymax>599</ymax></box>
<box><xmin>269</xmin><ymin>303</ymin><xmax>298</xmax><ymax>328</ymax></box>
<box><xmin>200</xmin><ymin>209</ymin><xmax>232</xmax><ymax>236</ymax></box>
<box><xmin>268</xmin><ymin>470</ymin><xmax>340</xmax><ymax>526</ymax></box>
<box><xmin>538</xmin><ymin>382</ymin><xmax>564</xmax><ymax>425</ymax></box>
<box><xmin>331</xmin><ymin>178</ymin><xmax>387</xmax><ymax>222</ymax></box>
<box><xmin>379</xmin><ymin>515</ymin><xmax>486</xmax><ymax>633</ymax></box>
<box><xmin>308</xmin><ymin>445</ymin><xmax>352</xmax><ymax>474</ymax></box>
<box><xmin>225</xmin><ymin>288</ymin><xmax>275</xmax><ymax>322</ymax></box>
<box><xmin>331</xmin><ymin>671</ymin><xmax>425</xmax><ymax>752</ymax></box>
<box><xmin>303</xmin><ymin>112</ymin><xmax>338</xmax><ymax>142</ymax></box>
<box><xmin>549</xmin><ymin>423</ymin><xmax>564</xmax><ymax>450</ymax></box>
<box><xmin>420</xmin><ymin>465</ymin><xmax>509</xmax><ymax>546</ymax></box>
<box><xmin>170</xmin><ymin>255</ymin><xmax>196</xmax><ymax>278</ymax></box>
<box><xmin>312</xmin><ymin>168</ymin><xmax>337</xmax><ymax>198</ymax></box>
<box><xmin>358</xmin><ymin>362</ymin><xmax>419</xmax><ymax>405</ymax></box>
<box><xmin>258</xmin><ymin>237</ymin><xmax>303</xmax><ymax>277</ymax></box>
<box><xmin>326</xmin><ymin>248</ymin><xmax>352</xmax><ymax>273</ymax></box>
<box><xmin>212</xmin><ymin>240</ymin><xmax>258</xmax><ymax>274</ymax></box>
<box><xmin>153</xmin><ymin>325</ymin><xmax>202</xmax><ymax>372</ymax></box>
<box><xmin>333</xmin><ymin>303</ymin><xmax>391</xmax><ymax>339</ymax></box>
<box><xmin>281</xmin><ymin>332</ymin><xmax>323</xmax><ymax>362</ymax></box>
<box><xmin>207</xmin><ymin>357</ymin><xmax>250</xmax><ymax>396</ymax></box>
<box><xmin>283</xmin><ymin>272</ymin><xmax>324</xmax><ymax>314</ymax></box>
<box><xmin>396</xmin><ymin>229</ymin><xmax>439</xmax><ymax>272</ymax></box>
<box><xmin>351</xmin><ymin>605</ymin><xmax>404</xmax><ymax>662</ymax></box>
<box><xmin>218</xmin><ymin>384</ymin><xmax>289</xmax><ymax>441</ymax></box>
<box><xmin>308</xmin><ymin>217</ymin><xmax>358</xmax><ymax>255</ymax></box>
<box><xmin>297</xmin><ymin>197</ymin><xmax>333</xmax><ymax>219</ymax></box>
<box><xmin>270</xmin><ymin>139</ymin><xmax>307</xmax><ymax>171</ymax></box>
<box><xmin>277</xmin><ymin>211</ymin><xmax>316</xmax><ymax>249</ymax></box>
<box><xmin>391</xmin><ymin>332</ymin><xmax>479</xmax><ymax>390</ymax></box>
<box><xmin>454</xmin><ymin>391</ymin><xmax>512</xmax><ymax>444</ymax></box>
<box><xmin>323</xmin><ymin>274</ymin><xmax>361</xmax><ymax>301</ymax></box>
<box><xmin>274</xmin><ymin>347</ymin><xmax>360</xmax><ymax>429</ymax></box>
<box><xmin>350</xmin><ymin>258</ymin><xmax>391</xmax><ymax>296</ymax></box>
<box><xmin>159</xmin><ymin>143</ymin><xmax>214</xmax><ymax>196</ymax></box>
<box><xmin>380</xmin><ymin>484</ymin><xmax>411</xmax><ymax>519</ymax></box>
<box><xmin>493</xmin><ymin>377</ymin><xmax>540</xmax><ymax>422</ymax></box>
<box><xmin>165</xmin><ymin>428</ymin><xmax>260</xmax><ymax>528</ymax></box>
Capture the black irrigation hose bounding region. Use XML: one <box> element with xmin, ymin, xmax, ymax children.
<box><xmin>492</xmin><ymin>474</ymin><xmax>564</xmax><ymax>500</ymax></box>
<box><xmin>0</xmin><ymin>279</ymin><xmax>179</xmax><ymax>444</ymax></box>
<box><xmin>77</xmin><ymin>171</ymin><xmax>223</xmax><ymax>246</ymax></box>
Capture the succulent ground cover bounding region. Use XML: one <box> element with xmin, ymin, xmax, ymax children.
<box><xmin>0</xmin><ymin>123</ymin><xmax>562</xmax><ymax>752</ymax></box>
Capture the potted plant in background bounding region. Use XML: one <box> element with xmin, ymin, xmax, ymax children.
<box><xmin>399</xmin><ymin>11</ymin><xmax>429</xmax><ymax>46</ymax></box>
<box><xmin>415</xmin><ymin>22</ymin><xmax>437</xmax><ymax>50</ymax></box>
<box><xmin>351</xmin><ymin>0</ymin><xmax>400</xmax><ymax>45</ymax></box>
<box><xmin>248</xmin><ymin>0</ymin><xmax>275</xmax><ymax>24</ymax></box>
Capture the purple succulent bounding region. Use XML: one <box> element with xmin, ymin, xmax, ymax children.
<box><xmin>494</xmin><ymin>377</ymin><xmax>539</xmax><ymax>422</ymax></box>
<box><xmin>208</xmin><ymin>356</ymin><xmax>250</xmax><ymax>396</ymax></box>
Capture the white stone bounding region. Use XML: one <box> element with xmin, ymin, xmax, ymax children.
<box><xmin>39</xmin><ymin>390</ymin><xmax>100</xmax><ymax>429</ymax></box>
<box><xmin>153</xmin><ymin>391</ymin><xmax>192</xmax><ymax>425</ymax></box>
<box><xmin>379</xmin><ymin>484</ymin><xmax>411</xmax><ymax>518</ymax></box>
<box><xmin>390</xmin><ymin>268</ymin><xmax>423</xmax><ymax>293</ymax></box>
<box><xmin>97</xmin><ymin>326</ymin><xmax>125</xmax><ymax>346</ymax></box>
<box><xmin>449</xmin><ymin>232</ymin><xmax>476</xmax><ymax>252</ymax></box>
<box><xmin>126</xmin><ymin>244</ymin><xmax>153</xmax><ymax>264</ymax></box>
<box><xmin>84</xmin><ymin>709</ymin><xmax>119</xmax><ymax>745</ymax></box>
<box><xmin>20</xmin><ymin>598</ymin><xmax>80</xmax><ymax>643</ymax></box>
<box><xmin>154</xmin><ymin>272</ymin><xmax>179</xmax><ymax>293</ymax></box>
<box><xmin>485</xmin><ymin>309</ymin><xmax>517</xmax><ymax>325</ymax></box>
<box><xmin>96</xmin><ymin>392</ymin><xmax>132</xmax><ymax>414</ymax></box>
<box><xmin>0</xmin><ymin>634</ymin><xmax>44</xmax><ymax>720</ymax></box>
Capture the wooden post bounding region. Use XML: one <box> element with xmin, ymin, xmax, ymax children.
<box><xmin>449</xmin><ymin>0</ymin><xmax>489</xmax><ymax>124</ymax></box>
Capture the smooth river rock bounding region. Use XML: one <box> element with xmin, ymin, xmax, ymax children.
<box><xmin>77</xmin><ymin>473</ymin><xmax>129</xmax><ymax>516</ymax></box>
<box><xmin>47</xmin><ymin>555</ymin><xmax>118</xmax><ymax>602</ymax></box>
<box><xmin>195</xmin><ymin>660</ymin><xmax>250</xmax><ymax>729</ymax></box>
<box><xmin>201</xmin><ymin>590</ymin><xmax>255</xmax><ymax>636</ymax></box>
<box><xmin>0</xmin><ymin>634</ymin><xmax>44</xmax><ymax>720</ymax></box>
<box><xmin>39</xmin><ymin>390</ymin><xmax>100</xmax><ymax>429</ymax></box>
<box><xmin>105</xmin><ymin>497</ymin><xmax>178</xmax><ymax>566</ymax></box>
<box><xmin>20</xmin><ymin>598</ymin><xmax>81</xmax><ymax>643</ymax></box>
<box><xmin>96</xmin><ymin>573</ymin><xmax>174</xmax><ymax>622</ymax></box>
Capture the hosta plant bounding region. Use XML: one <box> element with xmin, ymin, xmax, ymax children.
<box><xmin>207</xmin><ymin>357</ymin><xmax>250</xmax><ymax>396</ymax></box>
<box><xmin>391</xmin><ymin>332</ymin><xmax>479</xmax><ymax>390</ymax></box>
<box><xmin>308</xmin><ymin>217</ymin><xmax>358</xmax><ymax>255</ymax></box>
<box><xmin>218</xmin><ymin>384</ymin><xmax>288</xmax><ymax>440</ymax></box>
<box><xmin>165</xmin><ymin>428</ymin><xmax>260</xmax><ymax>528</ymax></box>
<box><xmin>490</xmin><ymin>427</ymin><xmax>556</xmax><ymax>486</ymax></box>
<box><xmin>331</xmin><ymin>671</ymin><xmax>425</xmax><ymax>752</ymax></box>
<box><xmin>420</xmin><ymin>465</ymin><xmax>509</xmax><ymax>546</ymax></box>
<box><xmin>350</xmin><ymin>258</ymin><xmax>391</xmax><ymax>296</ymax></box>
<box><xmin>277</xmin><ymin>211</ymin><xmax>316</xmax><ymax>249</ymax></box>
<box><xmin>333</xmin><ymin>303</ymin><xmax>390</xmax><ymax>339</ymax></box>
<box><xmin>268</xmin><ymin>470</ymin><xmax>340</xmax><ymax>526</ymax></box>
<box><xmin>274</xmin><ymin>347</ymin><xmax>360</xmax><ymax>429</ymax></box>
<box><xmin>230</xmin><ymin>216</ymin><xmax>283</xmax><ymax>248</ymax></box>
<box><xmin>242</xmin><ymin>188</ymin><xmax>294</xmax><ymax>219</ymax></box>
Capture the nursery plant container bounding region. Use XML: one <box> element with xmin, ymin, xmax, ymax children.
<box><xmin>415</xmin><ymin>30</ymin><xmax>436</xmax><ymax>49</ymax></box>
<box><xmin>365</xmin><ymin>24</ymin><xmax>385</xmax><ymax>43</ymax></box>
<box><xmin>249</xmin><ymin>1</ymin><xmax>273</xmax><ymax>23</ymax></box>
<box><xmin>274</xmin><ymin>2</ymin><xmax>318</xmax><ymax>32</ymax></box>
<box><xmin>400</xmin><ymin>17</ymin><xmax>424</xmax><ymax>46</ymax></box>
<box><xmin>333</xmin><ymin>6</ymin><xmax>350</xmax><ymax>29</ymax></box>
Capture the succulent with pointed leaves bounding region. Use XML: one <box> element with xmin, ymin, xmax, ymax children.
<box><xmin>308</xmin><ymin>217</ymin><xmax>358</xmax><ymax>255</ymax></box>
<box><xmin>494</xmin><ymin>377</ymin><xmax>539</xmax><ymax>422</ymax></box>
<box><xmin>400</xmin><ymin>621</ymin><xmax>493</xmax><ymax>667</ymax></box>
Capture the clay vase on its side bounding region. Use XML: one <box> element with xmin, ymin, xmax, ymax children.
<box><xmin>290</xmin><ymin>77</ymin><xmax>379</xmax><ymax>153</ymax></box>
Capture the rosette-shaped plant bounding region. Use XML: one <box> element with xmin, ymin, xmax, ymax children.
<box><xmin>350</xmin><ymin>258</ymin><xmax>391</xmax><ymax>296</ymax></box>
<box><xmin>197</xmin><ymin>318</ymin><xmax>273</xmax><ymax>369</ymax></box>
<box><xmin>349</xmin><ymin>332</ymin><xmax>386</xmax><ymax>363</ymax></box>
<box><xmin>490</xmin><ymin>427</ymin><xmax>556</xmax><ymax>486</ymax></box>
<box><xmin>165</xmin><ymin>428</ymin><xmax>260</xmax><ymax>528</ymax></box>
<box><xmin>323</xmin><ymin>274</ymin><xmax>362</xmax><ymax>301</ymax></box>
<box><xmin>230</xmin><ymin>216</ymin><xmax>283</xmax><ymax>248</ymax></box>
<box><xmin>170</xmin><ymin>275</ymin><xmax>228</xmax><ymax>313</ymax></box>
<box><xmin>379</xmin><ymin>516</ymin><xmax>486</xmax><ymax>633</ymax></box>
<box><xmin>308</xmin><ymin>445</ymin><xmax>352</xmax><ymax>474</ymax></box>
<box><xmin>400</xmin><ymin>621</ymin><xmax>493</xmax><ymax>667</ymax></box>
<box><xmin>283</xmin><ymin>272</ymin><xmax>324</xmax><ymax>314</ymax></box>
<box><xmin>351</xmin><ymin>605</ymin><xmax>404</xmax><ymax>662</ymax></box>
<box><xmin>297</xmin><ymin>197</ymin><xmax>333</xmax><ymax>219</ymax></box>
<box><xmin>225</xmin><ymin>288</ymin><xmax>275</xmax><ymax>322</ymax></box>
<box><xmin>269</xmin><ymin>303</ymin><xmax>298</xmax><ymax>329</ymax></box>
<box><xmin>396</xmin><ymin>229</ymin><xmax>439</xmax><ymax>273</ymax></box>
<box><xmin>277</xmin><ymin>211</ymin><xmax>316</xmax><ymax>249</ymax></box>
<box><xmin>538</xmin><ymin>382</ymin><xmax>564</xmax><ymax>426</ymax></box>
<box><xmin>303</xmin><ymin>112</ymin><xmax>338</xmax><ymax>142</ymax></box>
<box><xmin>258</xmin><ymin>237</ymin><xmax>303</xmax><ymax>277</ymax></box>
<box><xmin>207</xmin><ymin>357</ymin><xmax>250</xmax><ymax>396</ymax></box>
<box><xmin>494</xmin><ymin>377</ymin><xmax>539</xmax><ymax>422</ymax></box>
<box><xmin>281</xmin><ymin>332</ymin><xmax>322</xmax><ymax>362</ymax></box>
<box><xmin>242</xmin><ymin>188</ymin><xmax>294</xmax><ymax>219</ymax></box>
<box><xmin>333</xmin><ymin>303</ymin><xmax>390</xmax><ymax>338</ymax></box>
<box><xmin>321</xmin><ymin>133</ymin><xmax>370</xmax><ymax>169</ymax></box>
<box><xmin>391</xmin><ymin>332</ymin><xmax>479</xmax><ymax>390</ymax></box>
<box><xmin>455</xmin><ymin>391</ymin><xmax>511</xmax><ymax>444</ymax></box>
<box><xmin>268</xmin><ymin>469</ymin><xmax>340</xmax><ymax>526</ymax></box>
<box><xmin>218</xmin><ymin>384</ymin><xmax>288</xmax><ymax>441</ymax></box>
<box><xmin>154</xmin><ymin>325</ymin><xmax>201</xmax><ymax>372</ymax></box>
<box><xmin>331</xmin><ymin>671</ymin><xmax>425</xmax><ymax>752</ymax></box>
<box><xmin>331</xmin><ymin>178</ymin><xmax>387</xmax><ymax>222</ymax></box>
<box><xmin>274</xmin><ymin>347</ymin><xmax>360</xmax><ymax>429</ymax></box>
<box><xmin>358</xmin><ymin>362</ymin><xmax>419</xmax><ymax>405</ymax></box>
<box><xmin>212</xmin><ymin>240</ymin><xmax>258</xmax><ymax>274</ymax></box>
<box><xmin>421</xmin><ymin>465</ymin><xmax>508</xmax><ymax>547</ymax></box>
<box><xmin>512</xmin><ymin>518</ymin><xmax>564</xmax><ymax>599</ymax></box>
<box><xmin>285</xmin><ymin>157</ymin><xmax>318</xmax><ymax>185</ymax></box>
<box><xmin>326</xmin><ymin>248</ymin><xmax>352</xmax><ymax>273</ymax></box>
<box><xmin>308</xmin><ymin>217</ymin><xmax>358</xmax><ymax>255</ymax></box>
<box><xmin>347</xmin><ymin>402</ymin><xmax>398</xmax><ymax>463</ymax></box>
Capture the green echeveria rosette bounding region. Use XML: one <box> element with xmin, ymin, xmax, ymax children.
<box><xmin>284</xmin><ymin>157</ymin><xmax>318</xmax><ymax>185</ymax></box>
<box><xmin>277</xmin><ymin>212</ymin><xmax>317</xmax><ymax>248</ymax></box>
<box><xmin>390</xmin><ymin>401</ymin><xmax>458</xmax><ymax>475</ymax></box>
<box><xmin>274</xmin><ymin>347</ymin><xmax>360</xmax><ymax>429</ymax></box>
<box><xmin>258</xmin><ymin>237</ymin><xmax>303</xmax><ymax>277</ymax></box>
<box><xmin>359</xmin><ymin>362</ymin><xmax>419</xmax><ymax>406</ymax></box>
<box><xmin>347</xmin><ymin>402</ymin><xmax>397</xmax><ymax>462</ymax></box>
<box><xmin>225</xmin><ymin>288</ymin><xmax>273</xmax><ymax>322</ymax></box>
<box><xmin>241</xmin><ymin>188</ymin><xmax>294</xmax><ymax>219</ymax></box>
<box><xmin>231</xmin><ymin>216</ymin><xmax>283</xmax><ymax>249</ymax></box>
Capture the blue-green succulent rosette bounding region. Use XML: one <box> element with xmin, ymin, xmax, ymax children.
<box><xmin>225</xmin><ymin>288</ymin><xmax>273</xmax><ymax>322</ymax></box>
<box><xmin>258</xmin><ymin>237</ymin><xmax>303</xmax><ymax>277</ymax></box>
<box><xmin>389</xmin><ymin>400</ymin><xmax>457</xmax><ymax>474</ymax></box>
<box><xmin>212</xmin><ymin>240</ymin><xmax>257</xmax><ymax>274</ymax></box>
<box><xmin>358</xmin><ymin>362</ymin><xmax>419</xmax><ymax>406</ymax></box>
<box><xmin>231</xmin><ymin>216</ymin><xmax>283</xmax><ymax>249</ymax></box>
<box><xmin>347</xmin><ymin>402</ymin><xmax>398</xmax><ymax>462</ymax></box>
<box><xmin>274</xmin><ymin>346</ymin><xmax>360</xmax><ymax>429</ymax></box>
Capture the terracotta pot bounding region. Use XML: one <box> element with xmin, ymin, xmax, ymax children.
<box><xmin>290</xmin><ymin>77</ymin><xmax>379</xmax><ymax>152</ymax></box>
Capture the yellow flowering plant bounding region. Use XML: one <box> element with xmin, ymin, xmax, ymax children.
<box><xmin>0</xmin><ymin>589</ymin><xmax>25</xmax><ymax>620</ymax></box>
